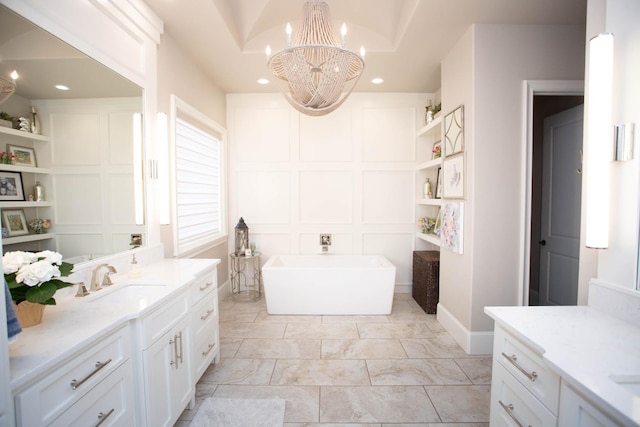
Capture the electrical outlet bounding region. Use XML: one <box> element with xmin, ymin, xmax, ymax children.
<box><xmin>130</xmin><ymin>233</ymin><xmax>142</xmax><ymax>247</ymax></box>
<box><xmin>320</xmin><ymin>234</ymin><xmax>332</xmax><ymax>245</ymax></box>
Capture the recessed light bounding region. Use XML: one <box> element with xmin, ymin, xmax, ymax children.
<box><xmin>55</xmin><ymin>85</ymin><xmax>70</xmax><ymax>91</ymax></box>
<box><xmin>257</xmin><ymin>78</ymin><xmax>269</xmax><ymax>85</ymax></box>
<box><xmin>371</xmin><ymin>78</ymin><xmax>384</xmax><ymax>85</ymax></box>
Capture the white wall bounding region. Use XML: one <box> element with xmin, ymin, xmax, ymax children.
<box><xmin>227</xmin><ymin>92</ymin><xmax>429</xmax><ymax>292</ymax></box>
<box><xmin>588</xmin><ymin>0</ymin><xmax>640</xmax><ymax>290</ymax></box>
<box><xmin>438</xmin><ymin>24</ymin><xmax>586</xmax><ymax>353</ymax></box>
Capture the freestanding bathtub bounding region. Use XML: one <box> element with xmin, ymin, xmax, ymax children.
<box><xmin>262</xmin><ymin>254</ymin><xmax>396</xmax><ymax>315</ymax></box>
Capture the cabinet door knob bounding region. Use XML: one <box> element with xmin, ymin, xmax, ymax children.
<box><xmin>538</xmin><ymin>240</ymin><xmax>546</xmax><ymax>246</ymax></box>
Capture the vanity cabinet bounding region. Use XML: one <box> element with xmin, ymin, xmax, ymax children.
<box><xmin>416</xmin><ymin>116</ymin><xmax>442</xmax><ymax>247</ymax></box>
<box><xmin>190</xmin><ymin>269</ymin><xmax>219</xmax><ymax>381</ymax></box>
<box><xmin>490</xmin><ymin>325</ymin><xmax>560</xmax><ymax>426</ymax></box>
<box><xmin>14</xmin><ymin>325</ymin><xmax>133</xmax><ymax>426</ymax></box>
<box><xmin>560</xmin><ymin>381</ymin><xmax>622</xmax><ymax>427</ymax></box>
<box><xmin>0</xmin><ymin>126</ymin><xmax>54</xmax><ymax>250</ymax></box>
<box><xmin>139</xmin><ymin>289</ymin><xmax>192</xmax><ymax>427</ymax></box>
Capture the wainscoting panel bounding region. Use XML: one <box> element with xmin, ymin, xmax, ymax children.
<box><xmin>362</xmin><ymin>171</ymin><xmax>414</xmax><ymax>224</ymax></box>
<box><xmin>236</xmin><ymin>171</ymin><xmax>291</xmax><ymax>224</ymax></box>
<box><xmin>55</xmin><ymin>174</ymin><xmax>103</xmax><ymax>224</ymax></box>
<box><xmin>50</xmin><ymin>112</ymin><xmax>101</xmax><ymax>165</ymax></box>
<box><xmin>234</xmin><ymin>106</ymin><xmax>291</xmax><ymax>163</ymax></box>
<box><xmin>109</xmin><ymin>173</ymin><xmax>135</xmax><ymax>224</ymax></box>
<box><xmin>362</xmin><ymin>107</ymin><xmax>415</xmax><ymax>162</ymax></box>
<box><xmin>299</xmin><ymin>171</ymin><xmax>354</xmax><ymax>224</ymax></box>
<box><xmin>362</xmin><ymin>233</ymin><xmax>415</xmax><ymax>285</ymax></box>
<box><xmin>299</xmin><ymin>233</ymin><xmax>354</xmax><ymax>254</ymax></box>
<box><xmin>299</xmin><ymin>109</ymin><xmax>352</xmax><ymax>162</ymax></box>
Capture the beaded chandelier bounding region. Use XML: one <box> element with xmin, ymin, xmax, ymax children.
<box><xmin>266</xmin><ymin>0</ymin><xmax>365</xmax><ymax>116</ymax></box>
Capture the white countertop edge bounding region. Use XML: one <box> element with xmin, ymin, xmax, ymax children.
<box><xmin>485</xmin><ymin>305</ymin><xmax>640</xmax><ymax>426</ymax></box>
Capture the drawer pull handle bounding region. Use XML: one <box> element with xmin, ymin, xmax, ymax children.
<box><xmin>95</xmin><ymin>408</ymin><xmax>115</xmax><ymax>426</ymax></box>
<box><xmin>199</xmin><ymin>281</ymin><xmax>214</xmax><ymax>291</ymax></box>
<box><xmin>498</xmin><ymin>400</ymin><xmax>531</xmax><ymax>427</ymax></box>
<box><xmin>202</xmin><ymin>343</ymin><xmax>216</xmax><ymax>356</ymax></box>
<box><xmin>501</xmin><ymin>352</ymin><xmax>538</xmax><ymax>382</ymax></box>
<box><xmin>70</xmin><ymin>358</ymin><xmax>113</xmax><ymax>390</ymax></box>
<box><xmin>200</xmin><ymin>309</ymin><xmax>214</xmax><ymax>320</ymax></box>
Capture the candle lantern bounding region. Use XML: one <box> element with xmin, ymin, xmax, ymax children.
<box><xmin>234</xmin><ymin>217</ymin><xmax>249</xmax><ymax>256</ymax></box>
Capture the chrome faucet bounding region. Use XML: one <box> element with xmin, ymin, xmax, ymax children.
<box><xmin>90</xmin><ymin>264</ymin><xmax>117</xmax><ymax>292</ymax></box>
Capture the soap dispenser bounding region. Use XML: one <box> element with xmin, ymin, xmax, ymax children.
<box><xmin>128</xmin><ymin>254</ymin><xmax>141</xmax><ymax>278</ymax></box>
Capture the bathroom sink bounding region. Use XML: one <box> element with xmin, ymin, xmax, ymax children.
<box><xmin>87</xmin><ymin>283</ymin><xmax>166</xmax><ymax>305</ymax></box>
<box><xmin>609</xmin><ymin>374</ymin><xmax>640</xmax><ymax>396</ymax></box>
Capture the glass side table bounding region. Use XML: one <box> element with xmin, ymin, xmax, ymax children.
<box><xmin>229</xmin><ymin>252</ymin><xmax>262</xmax><ymax>301</ymax></box>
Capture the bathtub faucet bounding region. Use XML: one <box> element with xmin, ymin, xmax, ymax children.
<box><xmin>322</xmin><ymin>245</ymin><xmax>329</xmax><ymax>254</ymax></box>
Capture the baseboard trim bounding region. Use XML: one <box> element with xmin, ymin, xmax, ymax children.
<box><xmin>395</xmin><ymin>284</ymin><xmax>412</xmax><ymax>294</ymax></box>
<box><xmin>218</xmin><ymin>279</ymin><xmax>231</xmax><ymax>301</ymax></box>
<box><xmin>436</xmin><ymin>303</ymin><xmax>494</xmax><ymax>355</ymax></box>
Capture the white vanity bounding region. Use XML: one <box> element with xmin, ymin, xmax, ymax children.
<box><xmin>486</xmin><ymin>283</ymin><xmax>640</xmax><ymax>426</ymax></box>
<box><xmin>8</xmin><ymin>255</ymin><xmax>220</xmax><ymax>427</ymax></box>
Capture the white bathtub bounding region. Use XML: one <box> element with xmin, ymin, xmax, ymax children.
<box><xmin>262</xmin><ymin>254</ymin><xmax>396</xmax><ymax>315</ymax></box>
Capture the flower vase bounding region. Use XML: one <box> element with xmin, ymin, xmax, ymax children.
<box><xmin>14</xmin><ymin>301</ymin><xmax>45</xmax><ymax>327</ymax></box>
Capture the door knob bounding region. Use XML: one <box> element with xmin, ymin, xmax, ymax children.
<box><xmin>538</xmin><ymin>240</ymin><xmax>546</xmax><ymax>246</ymax></box>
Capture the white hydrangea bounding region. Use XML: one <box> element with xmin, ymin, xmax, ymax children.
<box><xmin>2</xmin><ymin>251</ymin><xmax>37</xmax><ymax>274</ymax></box>
<box><xmin>15</xmin><ymin>260</ymin><xmax>61</xmax><ymax>287</ymax></box>
<box><xmin>35</xmin><ymin>250</ymin><xmax>63</xmax><ymax>265</ymax></box>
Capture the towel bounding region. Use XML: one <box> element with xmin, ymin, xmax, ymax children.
<box><xmin>5</xmin><ymin>280</ymin><xmax>21</xmax><ymax>339</ymax></box>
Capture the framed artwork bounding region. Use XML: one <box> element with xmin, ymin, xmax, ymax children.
<box><xmin>434</xmin><ymin>167</ymin><xmax>442</xmax><ymax>199</ymax></box>
<box><xmin>8</xmin><ymin>144</ymin><xmax>37</xmax><ymax>167</ymax></box>
<box><xmin>432</xmin><ymin>142</ymin><xmax>442</xmax><ymax>160</ymax></box>
<box><xmin>0</xmin><ymin>171</ymin><xmax>25</xmax><ymax>201</ymax></box>
<box><xmin>440</xmin><ymin>202</ymin><xmax>464</xmax><ymax>254</ymax></box>
<box><xmin>2</xmin><ymin>209</ymin><xmax>29</xmax><ymax>236</ymax></box>
<box><xmin>442</xmin><ymin>154</ymin><xmax>464</xmax><ymax>199</ymax></box>
<box><xmin>444</xmin><ymin>105</ymin><xmax>464</xmax><ymax>157</ymax></box>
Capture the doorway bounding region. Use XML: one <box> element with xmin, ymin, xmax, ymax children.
<box><xmin>528</xmin><ymin>95</ymin><xmax>584</xmax><ymax>305</ymax></box>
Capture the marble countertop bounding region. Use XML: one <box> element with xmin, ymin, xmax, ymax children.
<box><xmin>485</xmin><ymin>305</ymin><xmax>640</xmax><ymax>426</ymax></box>
<box><xmin>9</xmin><ymin>257</ymin><xmax>220</xmax><ymax>392</ymax></box>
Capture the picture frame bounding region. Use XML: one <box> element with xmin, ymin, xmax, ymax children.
<box><xmin>7</xmin><ymin>144</ymin><xmax>37</xmax><ymax>167</ymax></box>
<box><xmin>434</xmin><ymin>167</ymin><xmax>442</xmax><ymax>199</ymax></box>
<box><xmin>0</xmin><ymin>171</ymin><xmax>25</xmax><ymax>201</ymax></box>
<box><xmin>442</xmin><ymin>154</ymin><xmax>464</xmax><ymax>199</ymax></box>
<box><xmin>432</xmin><ymin>142</ymin><xmax>442</xmax><ymax>160</ymax></box>
<box><xmin>2</xmin><ymin>209</ymin><xmax>29</xmax><ymax>236</ymax></box>
<box><xmin>444</xmin><ymin>105</ymin><xmax>464</xmax><ymax>157</ymax></box>
<box><xmin>440</xmin><ymin>202</ymin><xmax>464</xmax><ymax>254</ymax></box>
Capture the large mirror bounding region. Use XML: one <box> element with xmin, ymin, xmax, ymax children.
<box><xmin>0</xmin><ymin>4</ymin><xmax>145</xmax><ymax>264</ymax></box>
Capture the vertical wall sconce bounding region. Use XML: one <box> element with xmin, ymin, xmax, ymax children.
<box><xmin>585</xmin><ymin>33</ymin><xmax>614</xmax><ymax>249</ymax></box>
<box><xmin>614</xmin><ymin>123</ymin><xmax>634</xmax><ymax>161</ymax></box>
<box><xmin>157</xmin><ymin>112</ymin><xmax>170</xmax><ymax>225</ymax></box>
<box><xmin>133</xmin><ymin>113</ymin><xmax>145</xmax><ymax>225</ymax></box>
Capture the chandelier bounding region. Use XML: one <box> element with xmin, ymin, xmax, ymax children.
<box><xmin>266</xmin><ymin>0</ymin><xmax>365</xmax><ymax>116</ymax></box>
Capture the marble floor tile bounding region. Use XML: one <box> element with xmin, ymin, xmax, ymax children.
<box><xmin>322</xmin><ymin>315</ymin><xmax>389</xmax><ymax>323</ymax></box>
<box><xmin>255</xmin><ymin>311</ymin><xmax>323</xmax><ymax>323</ymax></box>
<box><xmin>219</xmin><ymin>337</ymin><xmax>243</xmax><ymax>359</ymax></box>
<box><xmin>424</xmin><ymin>385</ymin><xmax>491</xmax><ymax>423</ymax></box>
<box><xmin>400</xmin><ymin>338</ymin><xmax>468</xmax><ymax>359</ymax></box>
<box><xmin>285</xmin><ymin>322</ymin><xmax>360</xmax><ymax>339</ymax></box>
<box><xmin>381</xmin><ymin>424</ymin><xmax>488</xmax><ymax>427</ymax></box>
<box><xmin>387</xmin><ymin>311</ymin><xmax>432</xmax><ymax>323</ymax></box>
<box><xmin>222</xmin><ymin>297</ymin><xmax>268</xmax><ymax>311</ymax></box>
<box><xmin>389</xmin><ymin>300</ymin><xmax>420</xmax><ymax>314</ymax></box>
<box><xmin>322</xmin><ymin>339</ymin><xmax>407</xmax><ymax>359</ymax></box>
<box><xmin>367</xmin><ymin>359</ymin><xmax>472</xmax><ymax>385</ymax></box>
<box><xmin>357</xmin><ymin>322</ymin><xmax>436</xmax><ymax>339</ymax></box>
<box><xmin>199</xmin><ymin>358</ymin><xmax>276</xmax><ymax>385</ymax></box>
<box><xmin>219</xmin><ymin>322</ymin><xmax>287</xmax><ymax>339</ymax></box>
<box><xmin>320</xmin><ymin>385</ymin><xmax>441</xmax><ymax>423</ymax></box>
<box><xmin>455</xmin><ymin>357</ymin><xmax>493</xmax><ymax>384</ymax></box>
<box><xmin>219</xmin><ymin>310</ymin><xmax>259</xmax><ymax>323</ymax></box>
<box><xmin>214</xmin><ymin>385</ymin><xmax>320</xmax><ymax>423</ymax></box>
<box><xmin>177</xmin><ymin>383</ymin><xmax>218</xmax><ymax>421</ymax></box>
<box><xmin>271</xmin><ymin>359</ymin><xmax>370</xmax><ymax>385</ymax></box>
<box><xmin>236</xmin><ymin>338</ymin><xmax>321</xmax><ymax>359</ymax></box>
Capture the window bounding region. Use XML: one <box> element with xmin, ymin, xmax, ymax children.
<box><xmin>170</xmin><ymin>96</ymin><xmax>226</xmax><ymax>256</ymax></box>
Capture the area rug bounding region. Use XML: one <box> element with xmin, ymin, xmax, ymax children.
<box><xmin>190</xmin><ymin>397</ymin><xmax>286</xmax><ymax>427</ymax></box>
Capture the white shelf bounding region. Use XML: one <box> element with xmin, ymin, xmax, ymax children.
<box><xmin>417</xmin><ymin>198</ymin><xmax>442</xmax><ymax>206</ymax></box>
<box><xmin>3</xmin><ymin>233</ymin><xmax>55</xmax><ymax>245</ymax></box>
<box><xmin>417</xmin><ymin>116</ymin><xmax>442</xmax><ymax>139</ymax></box>
<box><xmin>417</xmin><ymin>158</ymin><xmax>442</xmax><ymax>171</ymax></box>
<box><xmin>0</xmin><ymin>201</ymin><xmax>53</xmax><ymax>209</ymax></box>
<box><xmin>416</xmin><ymin>232</ymin><xmax>440</xmax><ymax>246</ymax></box>
<box><xmin>0</xmin><ymin>125</ymin><xmax>49</xmax><ymax>142</ymax></box>
<box><xmin>0</xmin><ymin>164</ymin><xmax>52</xmax><ymax>174</ymax></box>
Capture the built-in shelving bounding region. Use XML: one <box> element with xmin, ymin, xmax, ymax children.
<box><xmin>416</xmin><ymin>232</ymin><xmax>440</xmax><ymax>246</ymax></box>
<box><xmin>416</xmin><ymin>114</ymin><xmax>443</xmax><ymax>248</ymax></box>
<box><xmin>417</xmin><ymin>198</ymin><xmax>442</xmax><ymax>206</ymax></box>
<box><xmin>3</xmin><ymin>233</ymin><xmax>55</xmax><ymax>245</ymax></box>
<box><xmin>0</xmin><ymin>201</ymin><xmax>53</xmax><ymax>209</ymax></box>
<box><xmin>417</xmin><ymin>116</ymin><xmax>442</xmax><ymax>139</ymax></box>
<box><xmin>0</xmin><ymin>125</ymin><xmax>49</xmax><ymax>142</ymax></box>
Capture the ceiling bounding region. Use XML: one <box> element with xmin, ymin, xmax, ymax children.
<box><xmin>144</xmin><ymin>0</ymin><xmax>587</xmax><ymax>94</ymax></box>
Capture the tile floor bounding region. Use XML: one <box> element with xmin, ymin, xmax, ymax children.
<box><xmin>175</xmin><ymin>293</ymin><xmax>492</xmax><ymax>426</ymax></box>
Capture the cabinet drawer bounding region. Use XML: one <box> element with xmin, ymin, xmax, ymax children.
<box><xmin>15</xmin><ymin>326</ymin><xmax>130</xmax><ymax>426</ymax></box>
<box><xmin>192</xmin><ymin>291</ymin><xmax>217</xmax><ymax>339</ymax></box>
<box><xmin>190</xmin><ymin>271</ymin><xmax>217</xmax><ymax>302</ymax></box>
<box><xmin>50</xmin><ymin>360</ymin><xmax>135</xmax><ymax>427</ymax></box>
<box><xmin>141</xmin><ymin>290</ymin><xmax>189</xmax><ymax>348</ymax></box>
<box><xmin>193</xmin><ymin>322</ymin><xmax>219</xmax><ymax>380</ymax></box>
<box><xmin>490</xmin><ymin>361</ymin><xmax>557</xmax><ymax>427</ymax></box>
<box><xmin>494</xmin><ymin>325</ymin><xmax>560</xmax><ymax>414</ymax></box>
